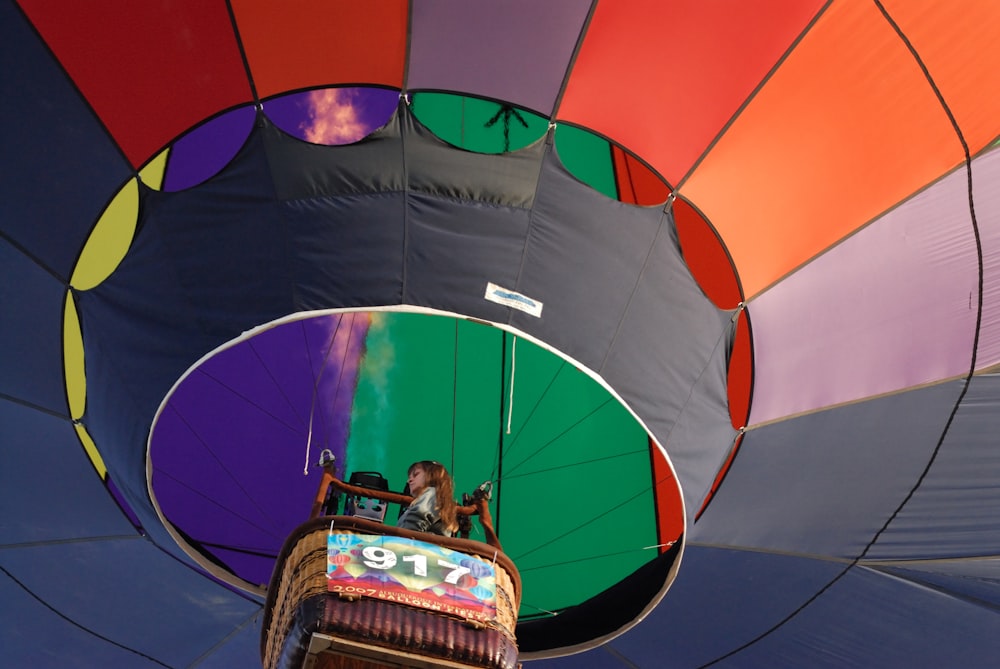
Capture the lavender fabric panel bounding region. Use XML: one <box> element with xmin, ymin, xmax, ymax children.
<box><xmin>747</xmin><ymin>162</ymin><xmax>980</xmax><ymax>426</ymax></box>
<box><xmin>407</xmin><ymin>0</ymin><xmax>591</xmax><ymax>116</ymax></box>
<box><xmin>971</xmin><ymin>146</ymin><xmax>1000</xmax><ymax>369</ymax></box>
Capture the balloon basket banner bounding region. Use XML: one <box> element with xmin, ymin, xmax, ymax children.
<box><xmin>262</xmin><ymin>517</ymin><xmax>520</xmax><ymax>669</ymax></box>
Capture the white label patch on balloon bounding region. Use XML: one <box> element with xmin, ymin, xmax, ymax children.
<box><xmin>485</xmin><ymin>282</ymin><xmax>543</xmax><ymax>317</ymax></box>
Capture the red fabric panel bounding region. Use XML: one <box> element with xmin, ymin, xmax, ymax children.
<box><xmin>612</xmin><ymin>147</ymin><xmax>670</xmax><ymax>206</ymax></box>
<box><xmin>651</xmin><ymin>440</ymin><xmax>684</xmax><ymax>546</ymax></box>
<box><xmin>559</xmin><ymin>0</ymin><xmax>825</xmax><ymax>185</ymax></box>
<box><xmin>232</xmin><ymin>0</ymin><xmax>406</xmax><ymax>100</ymax></box>
<box><xmin>673</xmin><ymin>197</ymin><xmax>740</xmax><ymax>310</ymax></box>
<box><xmin>728</xmin><ymin>311</ymin><xmax>752</xmax><ymax>430</ymax></box>
<box><xmin>18</xmin><ymin>0</ymin><xmax>252</xmax><ymax>168</ymax></box>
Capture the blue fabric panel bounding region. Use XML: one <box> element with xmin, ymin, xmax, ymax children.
<box><xmin>0</xmin><ymin>569</ymin><xmax>158</xmax><ymax>669</ymax></box>
<box><xmin>692</xmin><ymin>380</ymin><xmax>967</xmax><ymax>558</ymax></box>
<box><xmin>0</xmin><ymin>400</ymin><xmax>136</xmax><ymax>543</ymax></box>
<box><xmin>0</xmin><ymin>240</ymin><xmax>68</xmax><ymax>413</ymax></box>
<box><xmin>530</xmin><ymin>545</ymin><xmax>846</xmax><ymax>668</ymax></box>
<box><xmin>718</xmin><ymin>565</ymin><xmax>1000</xmax><ymax>668</ymax></box>
<box><xmin>875</xmin><ymin>562</ymin><xmax>1000</xmax><ymax>610</ymax></box>
<box><xmin>1</xmin><ymin>538</ymin><xmax>260</xmax><ymax>667</ymax></box>
<box><xmin>192</xmin><ymin>616</ymin><xmax>264</xmax><ymax>669</ymax></box>
<box><xmin>0</xmin><ymin>1</ymin><xmax>130</xmax><ymax>280</ymax></box>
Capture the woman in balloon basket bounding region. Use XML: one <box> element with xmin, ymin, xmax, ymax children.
<box><xmin>396</xmin><ymin>459</ymin><xmax>459</xmax><ymax>536</ymax></box>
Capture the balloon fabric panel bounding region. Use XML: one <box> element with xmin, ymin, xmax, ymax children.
<box><xmin>407</xmin><ymin>0</ymin><xmax>592</xmax><ymax>117</ymax></box>
<box><xmin>557</xmin><ymin>0</ymin><xmax>826</xmax><ymax>186</ymax></box>
<box><xmin>231</xmin><ymin>0</ymin><xmax>406</xmax><ymax>99</ymax></box>
<box><xmin>17</xmin><ymin>0</ymin><xmax>252</xmax><ymax>167</ymax></box>
<box><xmin>8</xmin><ymin>2</ymin><xmax>1000</xmax><ymax>667</ymax></box>
<box><xmin>683</xmin><ymin>0</ymin><xmax>971</xmax><ymax>298</ymax></box>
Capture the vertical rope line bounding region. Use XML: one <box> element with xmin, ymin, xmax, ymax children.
<box><xmin>304</xmin><ymin>315</ymin><xmax>346</xmax><ymax>475</ymax></box>
<box><xmin>495</xmin><ymin>331</ymin><xmax>508</xmax><ymax>536</ymax></box>
<box><xmin>451</xmin><ymin>319</ymin><xmax>459</xmax><ymax>474</ymax></box>
<box><xmin>506</xmin><ymin>336</ymin><xmax>517</xmax><ymax>434</ymax></box>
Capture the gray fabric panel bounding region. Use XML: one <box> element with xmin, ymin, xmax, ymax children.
<box><xmin>287</xmin><ymin>193</ymin><xmax>406</xmax><ymax>310</ymax></box>
<box><xmin>513</xmin><ymin>149</ymin><xmax>734</xmax><ymax>513</ymax></box>
<box><xmin>403</xmin><ymin>105</ymin><xmax>546</xmax><ymax>208</ymax></box>
<box><xmin>404</xmin><ymin>192</ymin><xmax>531</xmax><ymax>319</ymax></box>
<box><xmin>601</xmin><ymin>217</ymin><xmax>737</xmax><ymax>518</ymax></box>
<box><xmin>692</xmin><ymin>380</ymin><xmax>967</xmax><ymax>558</ymax></box>
<box><xmin>869</xmin><ymin>372</ymin><xmax>1000</xmax><ymax>560</ymax></box>
<box><xmin>262</xmin><ymin>110</ymin><xmax>405</xmax><ymax>201</ymax></box>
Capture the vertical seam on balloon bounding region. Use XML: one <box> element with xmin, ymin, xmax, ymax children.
<box><xmin>549</xmin><ymin>0</ymin><xmax>600</xmax><ymax>119</ymax></box>
<box><xmin>595</xmin><ymin>207</ymin><xmax>666</xmax><ymax>374</ymax></box>
<box><xmin>402</xmin><ymin>0</ymin><xmax>414</xmax><ymax>92</ymax></box>
<box><xmin>450</xmin><ymin>319</ymin><xmax>458</xmax><ymax>475</ymax></box>
<box><xmin>0</xmin><ymin>228</ymin><xmax>71</xmax><ymax>285</ymax></box>
<box><xmin>224</xmin><ymin>0</ymin><xmax>260</xmax><ymax>105</ymax></box>
<box><xmin>858</xmin><ymin>0</ymin><xmax>983</xmax><ymax>559</ymax></box>
<box><xmin>696</xmin><ymin>3</ymin><xmax>984</xmax><ymax>666</ymax></box>
<box><xmin>509</xmin><ymin>126</ymin><xmax>555</xmax><ymax>325</ymax></box>
<box><xmin>401</xmin><ymin>100</ymin><xmax>411</xmax><ymax>302</ymax></box>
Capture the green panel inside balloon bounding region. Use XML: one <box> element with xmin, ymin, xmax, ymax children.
<box><xmin>412</xmin><ymin>92</ymin><xmax>618</xmax><ymax>200</ymax></box>
<box><xmin>344</xmin><ymin>312</ymin><xmax>659</xmax><ymax>618</ymax></box>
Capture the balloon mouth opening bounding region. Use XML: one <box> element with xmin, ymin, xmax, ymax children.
<box><xmin>146</xmin><ymin>306</ymin><xmax>685</xmax><ymax>637</ymax></box>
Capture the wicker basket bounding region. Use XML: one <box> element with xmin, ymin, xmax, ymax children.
<box><xmin>262</xmin><ymin>517</ymin><xmax>521</xmax><ymax>669</ymax></box>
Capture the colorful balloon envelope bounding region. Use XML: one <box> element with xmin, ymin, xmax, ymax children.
<box><xmin>5</xmin><ymin>1</ymin><xmax>1000</xmax><ymax>667</ymax></box>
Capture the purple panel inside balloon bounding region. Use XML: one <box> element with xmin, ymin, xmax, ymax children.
<box><xmin>162</xmin><ymin>105</ymin><xmax>256</xmax><ymax>192</ymax></box>
<box><xmin>106</xmin><ymin>475</ymin><xmax>143</xmax><ymax>530</ymax></box>
<box><xmin>263</xmin><ymin>87</ymin><xmax>399</xmax><ymax>144</ymax></box>
<box><xmin>149</xmin><ymin>313</ymin><xmax>370</xmax><ymax>586</ymax></box>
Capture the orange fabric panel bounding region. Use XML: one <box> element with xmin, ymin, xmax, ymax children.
<box><xmin>558</xmin><ymin>0</ymin><xmax>824</xmax><ymax>185</ymax></box>
<box><xmin>682</xmin><ymin>1</ymin><xmax>968</xmax><ymax>299</ymax></box>
<box><xmin>881</xmin><ymin>0</ymin><xmax>1000</xmax><ymax>155</ymax></box>
<box><xmin>232</xmin><ymin>0</ymin><xmax>406</xmax><ymax>99</ymax></box>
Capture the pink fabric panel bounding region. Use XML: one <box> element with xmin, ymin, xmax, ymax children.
<box><xmin>747</xmin><ymin>153</ymin><xmax>993</xmax><ymax>425</ymax></box>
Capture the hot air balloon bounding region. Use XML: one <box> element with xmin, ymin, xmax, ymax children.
<box><xmin>4</xmin><ymin>1</ymin><xmax>1000</xmax><ymax>667</ymax></box>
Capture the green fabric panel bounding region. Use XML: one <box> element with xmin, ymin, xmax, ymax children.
<box><xmin>554</xmin><ymin>124</ymin><xmax>618</xmax><ymax>199</ymax></box>
<box><xmin>412</xmin><ymin>92</ymin><xmax>619</xmax><ymax>202</ymax></box>
<box><xmin>345</xmin><ymin>312</ymin><xmax>656</xmax><ymax>617</ymax></box>
<box><xmin>411</xmin><ymin>93</ymin><xmax>548</xmax><ymax>153</ymax></box>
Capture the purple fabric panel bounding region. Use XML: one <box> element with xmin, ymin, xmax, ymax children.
<box><xmin>149</xmin><ymin>313</ymin><xmax>368</xmax><ymax>584</ymax></box>
<box><xmin>972</xmin><ymin>146</ymin><xmax>1000</xmax><ymax>368</ymax></box>
<box><xmin>162</xmin><ymin>105</ymin><xmax>255</xmax><ymax>191</ymax></box>
<box><xmin>748</xmin><ymin>164</ymin><xmax>980</xmax><ymax>426</ymax></box>
<box><xmin>407</xmin><ymin>0</ymin><xmax>591</xmax><ymax>116</ymax></box>
<box><xmin>262</xmin><ymin>87</ymin><xmax>398</xmax><ymax>144</ymax></box>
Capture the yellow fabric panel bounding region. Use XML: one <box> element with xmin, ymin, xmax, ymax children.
<box><xmin>63</xmin><ymin>292</ymin><xmax>86</xmax><ymax>420</ymax></box>
<box><xmin>71</xmin><ymin>178</ymin><xmax>138</xmax><ymax>291</ymax></box>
